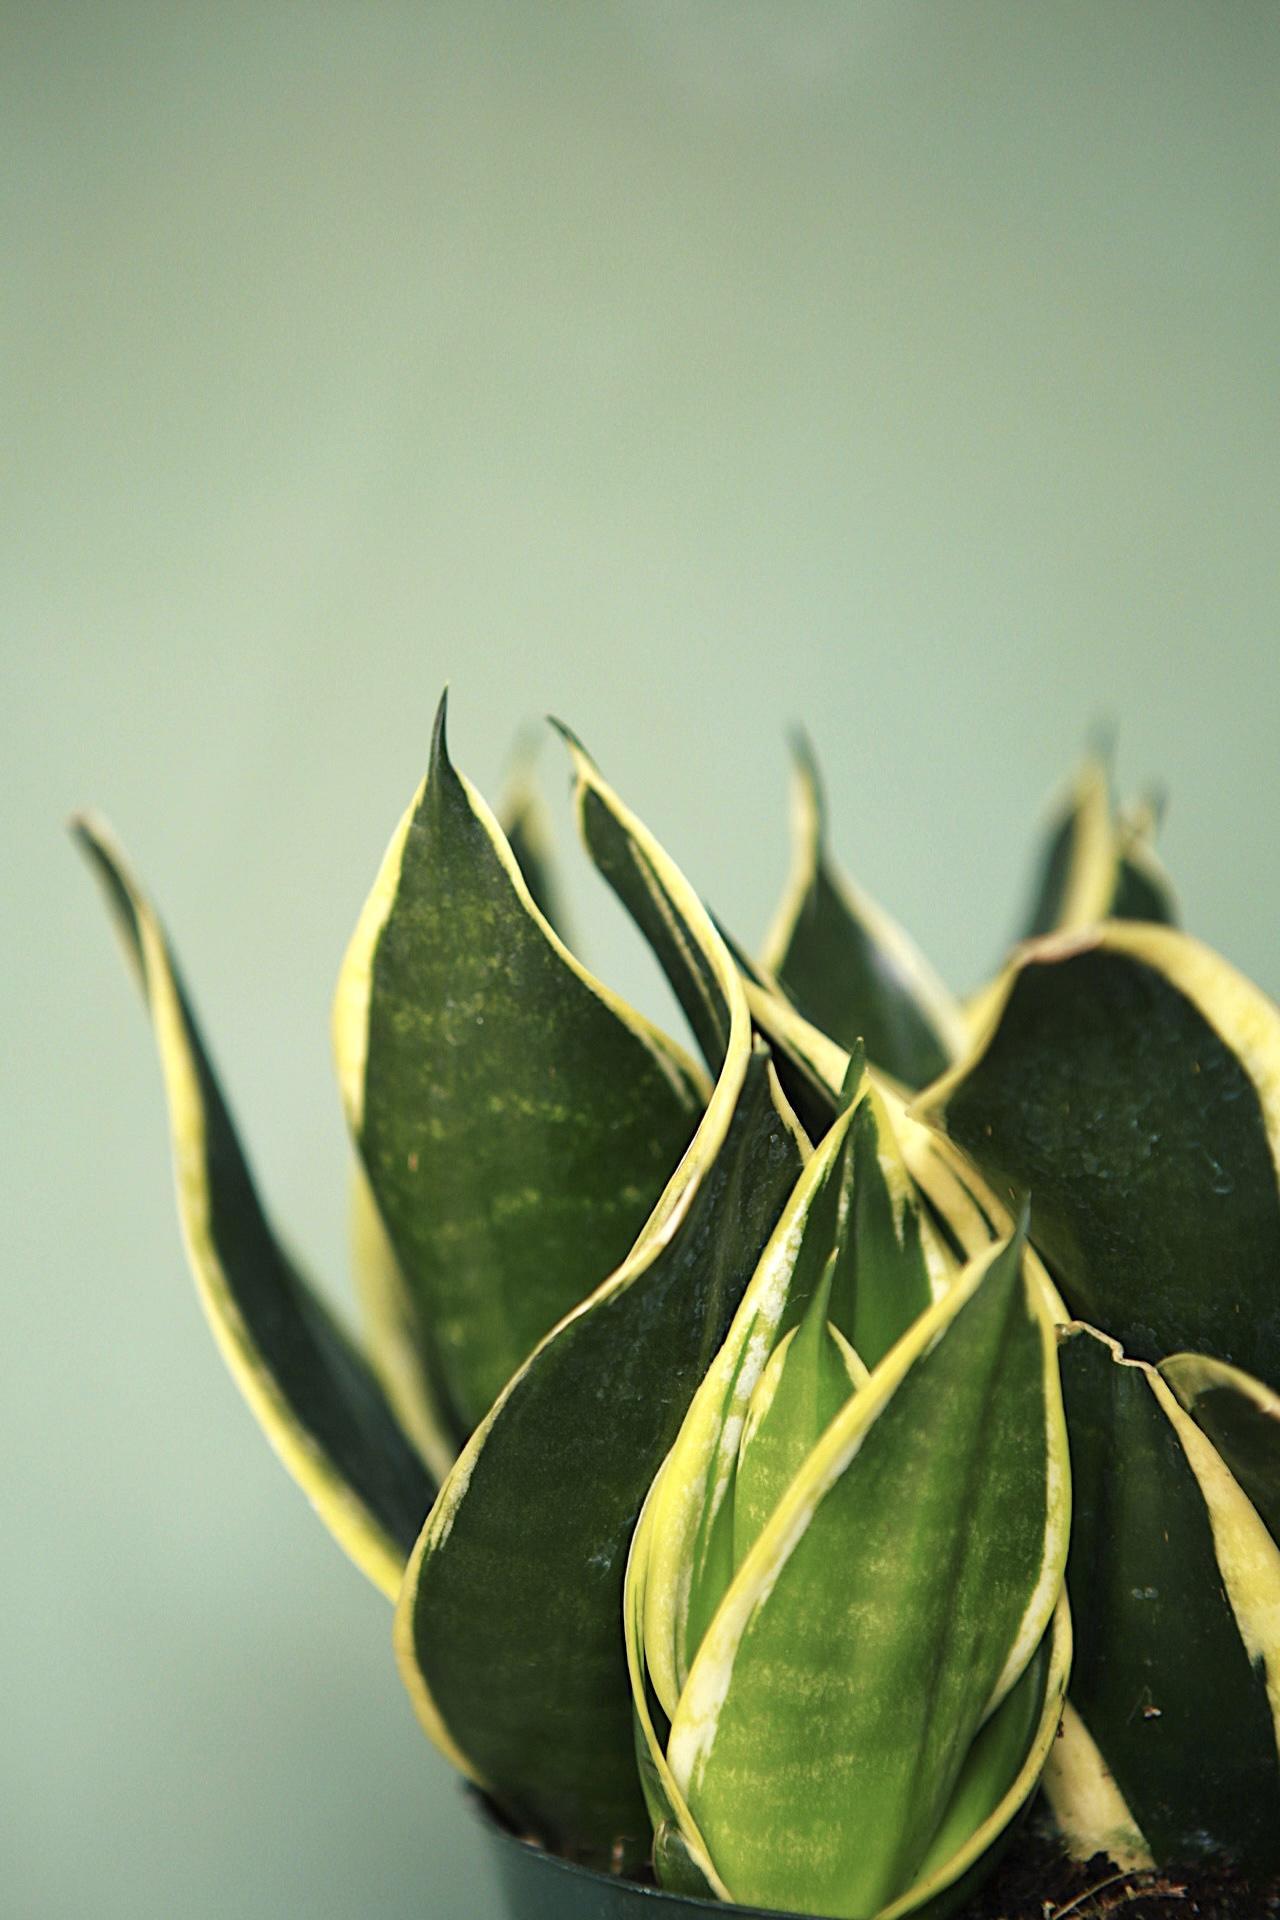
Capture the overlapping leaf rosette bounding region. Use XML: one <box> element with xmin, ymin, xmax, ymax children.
<box><xmin>78</xmin><ymin>706</ymin><xmax>1280</xmax><ymax>1919</ymax></box>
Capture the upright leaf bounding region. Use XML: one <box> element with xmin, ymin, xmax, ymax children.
<box><xmin>760</xmin><ymin>734</ymin><xmax>965</xmax><ymax>1089</ymax></box>
<box><xmin>1112</xmin><ymin>795</ymin><xmax>1178</xmax><ymax>926</ymax></box>
<box><xmin>667</xmin><ymin>1228</ymin><xmax>1069</xmax><ymax>1919</ymax></box>
<box><xmin>886</xmin><ymin>1606</ymin><xmax>1070</xmax><ymax>1920</ymax></box>
<box><xmin>497</xmin><ymin>728</ymin><xmax>572</xmax><ymax>941</ymax></box>
<box><xmin>1018</xmin><ymin>761</ymin><xmax>1178</xmax><ymax>940</ymax></box>
<box><xmin>1018</xmin><ymin>757</ymin><xmax>1115</xmax><ymax>939</ymax></box>
<box><xmin>917</xmin><ymin>924</ymin><xmax>1280</xmax><ymax>1379</ymax></box>
<box><xmin>560</xmin><ymin>720</ymin><xmax>731</xmax><ymax>1074</ymax></box>
<box><xmin>1047</xmin><ymin>1327</ymin><xmax>1280</xmax><ymax>1869</ymax></box>
<box><xmin>393</xmin><ymin>762</ymin><xmax>804</xmax><ymax>1868</ymax></box>
<box><xmin>349</xmin><ymin>1162</ymin><xmax>457</xmax><ymax>1486</ymax></box>
<box><xmin>1161</xmin><ymin>1352</ymin><xmax>1280</xmax><ymax>1544</ymax></box>
<box><xmin>640</xmin><ymin>1081</ymin><xmax>863</xmax><ymax>1724</ymax></box>
<box><xmin>719</xmin><ymin>926</ymin><xmax>848</xmax><ymax>1142</ymax></box>
<box><xmin>731</xmin><ymin>1254</ymin><xmax>867</xmax><ymax>1571</ymax></box>
<box><xmin>828</xmin><ymin>1087</ymin><xmax>949</xmax><ymax>1369</ymax></box>
<box><xmin>333</xmin><ymin>694</ymin><xmax>706</xmax><ymax>1442</ymax></box>
<box><xmin>75</xmin><ymin>817</ymin><xmax>434</xmax><ymax>1600</ymax></box>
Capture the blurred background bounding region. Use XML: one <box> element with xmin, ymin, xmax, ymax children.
<box><xmin>5</xmin><ymin>5</ymin><xmax>1279</xmax><ymax>1916</ymax></box>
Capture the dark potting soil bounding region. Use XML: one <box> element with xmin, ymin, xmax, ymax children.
<box><xmin>958</xmin><ymin>1836</ymin><xmax>1280</xmax><ymax>1919</ymax></box>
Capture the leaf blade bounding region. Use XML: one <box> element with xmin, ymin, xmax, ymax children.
<box><xmin>669</xmin><ymin>1228</ymin><xmax>1068</xmax><ymax>1918</ymax></box>
<box><xmin>392</xmin><ymin>763</ymin><xmax>804</xmax><ymax>1866</ymax></box>
<box><xmin>761</xmin><ymin>735</ymin><xmax>965</xmax><ymax>1090</ymax></box>
<box><xmin>75</xmin><ymin>815</ymin><xmax>434</xmax><ymax>1599</ymax></box>
<box><xmin>1048</xmin><ymin>1326</ymin><xmax>1280</xmax><ymax>1869</ymax></box>
<box><xmin>333</xmin><ymin>695</ymin><xmax>707</xmax><ymax>1440</ymax></box>
<box><xmin>918</xmin><ymin>924</ymin><xmax>1280</xmax><ymax>1378</ymax></box>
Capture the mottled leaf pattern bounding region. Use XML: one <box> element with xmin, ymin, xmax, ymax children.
<box><xmin>918</xmin><ymin>924</ymin><xmax>1280</xmax><ymax>1380</ymax></box>
<box><xmin>666</xmin><ymin>1229</ymin><xmax>1068</xmax><ymax>1918</ymax></box>
<box><xmin>333</xmin><ymin>695</ymin><xmax>706</xmax><ymax>1441</ymax></box>
<box><xmin>393</xmin><ymin>757</ymin><xmax>803</xmax><ymax>1867</ymax></box>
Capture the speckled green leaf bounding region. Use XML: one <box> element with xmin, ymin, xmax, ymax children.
<box><xmin>333</xmin><ymin>695</ymin><xmax>706</xmax><ymax>1443</ymax></box>
<box><xmin>1161</xmin><ymin>1352</ymin><xmax>1280</xmax><ymax>1544</ymax></box>
<box><xmin>731</xmin><ymin>1255</ymin><xmax>866</xmax><ymax>1572</ymax></box>
<box><xmin>890</xmin><ymin>1609</ymin><xmax>1069</xmax><ymax>1920</ymax></box>
<box><xmin>667</xmin><ymin>1227</ymin><xmax>1068</xmax><ymax>1920</ymax></box>
<box><xmin>1046</xmin><ymin>1327</ymin><xmax>1280</xmax><ymax>1870</ymax></box>
<box><xmin>828</xmin><ymin>1087</ymin><xmax>946</xmax><ymax>1370</ymax></box>
<box><xmin>392</xmin><ymin>769</ymin><xmax>804</xmax><ymax>1871</ymax></box>
<box><xmin>640</xmin><ymin>1060</ymin><xmax>951</xmax><ymax>1723</ymax></box>
<box><xmin>760</xmin><ymin>735</ymin><xmax>965</xmax><ymax>1089</ymax></box>
<box><xmin>918</xmin><ymin>924</ymin><xmax>1280</xmax><ymax>1379</ymax></box>
<box><xmin>75</xmin><ymin>817</ymin><xmax>434</xmax><ymax>1600</ymax></box>
<box><xmin>639</xmin><ymin>1080</ymin><xmax>862</xmax><ymax>1726</ymax></box>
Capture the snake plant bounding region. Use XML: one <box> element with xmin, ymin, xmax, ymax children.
<box><xmin>76</xmin><ymin>700</ymin><xmax>1280</xmax><ymax>1920</ymax></box>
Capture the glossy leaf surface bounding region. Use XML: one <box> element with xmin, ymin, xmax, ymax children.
<box><xmin>76</xmin><ymin>817</ymin><xmax>434</xmax><ymax>1599</ymax></box>
<box><xmin>334</xmin><ymin>696</ymin><xmax>705</xmax><ymax>1441</ymax></box>
<box><xmin>668</xmin><ymin>1229</ymin><xmax>1068</xmax><ymax>1919</ymax></box>
<box><xmin>641</xmin><ymin>1087</ymin><xmax>859</xmax><ymax>1723</ymax></box>
<box><xmin>393</xmin><ymin>765</ymin><xmax>803</xmax><ymax>1868</ymax></box>
<box><xmin>828</xmin><ymin>1088</ymin><xmax>946</xmax><ymax>1369</ymax></box>
<box><xmin>730</xmin><ymin>1261</ymin><xmax>866</xmax><ymax>1571</ymax></box>
<box><xmin>919</xmin><ymin>925</ymin><xmax>1280</xmax><ymax>1379</ymax></box>
<box><xmin>349</xmin><ymin>1161</ymin><xmax>457</xmax><ymax>1487</ymax></box>
<box><xmin>397</xmin><ymin>1046</ymin><xmax>801</xmax><ymax>1868</ymax></box>
<box><xmin>1051</xmin><ymin>1327</ymin><xmax>1280</xmax><ymax>1869</ymax></box>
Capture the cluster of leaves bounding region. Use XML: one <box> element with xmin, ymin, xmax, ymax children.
<box><xmin>78</xmin><ymin>705</ymin><xmax>1280</xmax><ymax>1920</ymax></box>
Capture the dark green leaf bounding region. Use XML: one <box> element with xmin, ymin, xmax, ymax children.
<box><xmin>396</xmin><ymin>1045</ymin><xmax>803</xmax><ymax>1869</ymax></box>
<box><xmin>1051</xmin><ymin>1327</ymin><xmax>1280</xmax><ymax>1869</ymax></box>
<box><xmin>498</xmin><ymin>730</ymin><xmax>572</xmax><ymax>941</ymax></box>
<box><xmin>918</xmin><ymin>925</ymin><xmax>1280</xmax><ymax>1379</ymax></box>
<box><xmin>761</xmin><ymin>735</ymin><xmax>964</xmax><ymax>1090</ymax></box>
<box><xmin>75</xmin><ymin>816</ymin><xmax>434</xmax><ymax>1599</ymax></box>
<box><xmin>334</xmin><ymin>695</ymin><xmax>706</xmax><ymax>1441</ymax></box>
<box><xmin>1161</xmin><ymin>1352</ymin><xmax>1280</xmax><ymax>1544</ymax></box>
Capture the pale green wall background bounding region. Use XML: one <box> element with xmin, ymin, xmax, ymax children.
<box><xmin>5</xmin><ymin>5</ymin><xmax>1279</xmax><ymax>1917</ymax></box>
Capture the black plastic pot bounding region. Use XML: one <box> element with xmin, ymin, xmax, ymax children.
<box><xmin>472</xmin><ymin>1795</ymin><xmax>803</xmax><ymax>1920</ymax></box>
<box><xmin>471</xmin><ymin>1790</ymin><xmax>1025</xmax><ymax>1920</ymax></box>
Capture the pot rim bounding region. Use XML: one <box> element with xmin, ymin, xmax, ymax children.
<box><xmin>467</xmin><ymin>1790</ymin><xmax>821</xmax><ymax>1918</ymax></box>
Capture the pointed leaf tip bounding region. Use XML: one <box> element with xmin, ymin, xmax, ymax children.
<box><xmin>547</xmin><ymin>715</ymin><xmax>597</xmax><ymax>776</ymax></box>
<box><xmin>429</xmin><ymin>688</ymin><xmax>451</xmax><ymax>771</ymax></box>
<box><xmin>787</xmin><ymin>726</ymin><xmax>826</xmax><ymax>826</ymax></box>
<box><xmin>839</xmin><ymin>1038</ymin><xmax>866</xmax><ymax>1102</ymax></box>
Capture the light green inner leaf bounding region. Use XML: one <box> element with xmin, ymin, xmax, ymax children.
<box><xmin>669</xmin><ymin>1228</ymin><xmax>1067</xmax><ymax>1920</ymax></box>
